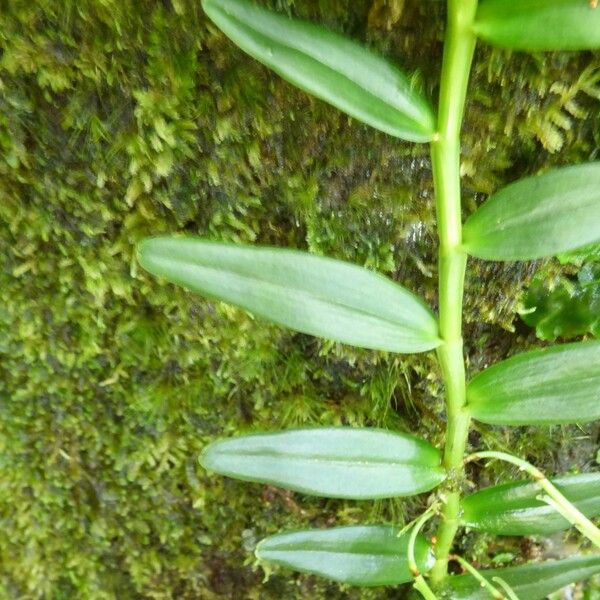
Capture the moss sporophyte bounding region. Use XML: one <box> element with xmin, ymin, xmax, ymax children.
<box><xmin>138</xmin><ymin>0</ymin><xmax>600</xmax><ymax>597</ymax></box>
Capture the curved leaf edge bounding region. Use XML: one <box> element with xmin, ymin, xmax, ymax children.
<box><xmin>254</xmin><ymin>525</ymin><xmax>435</xmax><ymax>587</ymax></box>
<box><xmin>137</xmin><ymin>236</ymin><xmax>443</xmax><ymax>354</ymax></box>
<box><xmin>201</xmin><ymin>0</ymin><xmax>436</xmax><ymax>142</ymax></box>
<box><xmin>199</xmin><ymin>427</ymin><xmax>446</xmax><ymax>500</ymax></box>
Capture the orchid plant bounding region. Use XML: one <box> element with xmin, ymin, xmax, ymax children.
<box><xmin>138</xmin><ymin>1</ymin><xmax>600</xmax><ymax>597</ymax></box>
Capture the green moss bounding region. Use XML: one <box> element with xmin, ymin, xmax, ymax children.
<box><xmin>0</xmin><ymin>0</ymin><xmax>598</xmax><ymax>598</ymax></box>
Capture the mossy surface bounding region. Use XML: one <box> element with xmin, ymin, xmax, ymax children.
<box><xmin>0</xmin><ymin>0</ymin><xmax>598</xmax><ymax>598</ymax></box>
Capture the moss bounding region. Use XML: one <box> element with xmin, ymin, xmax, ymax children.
<box><xmin>0</xmin><ymin>0</ymin><xmax>598</xmax><ymax>598</ymax></box>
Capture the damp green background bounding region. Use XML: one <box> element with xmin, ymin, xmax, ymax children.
<box><xmin>0</xmin><ymin>0</ymin><xmax>599</xmax><ymax>598</ymax></box>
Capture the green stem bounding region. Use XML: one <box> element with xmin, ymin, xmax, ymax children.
<box><xmin>429</xmin><ymin>0</ymin><xmax>478</xmax><ymax>587</ymax></box>
<box><xmin>408</xmin><ymin>504</ymin><xmax>439</xmax><ymax>600</ymax></box>
<box><xmin>414</xmin><ymin>577</ymin><xmax>439</xmax><ymax>600</ymax></box>
<box><xmin>492</xmin><ymin>577</ymin><xmax>521</xmax><ymax>600</ymax></box>
<box><xmin>451</xmin><ymin>555</ymin><xmax>506</xmax><ymax>599</ymax></box>
<box><xmin>468</xmin><ymin>451</ymin><xmax>600</xmax><ymax>548</ymax></box>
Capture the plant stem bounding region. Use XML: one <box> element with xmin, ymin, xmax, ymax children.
<box><xmin>492</xmin><ymin>577</ymin><xmax>521</xmax><ymax>600</ymax></box>
<box><xmin>408</xmin><ymin>505</ymin><xmax>439</xmax><ymax>600</ymax></box>
<box><xmin>467</xmin><ymin>451</ymin><xmax>600</xmax><ymax>548</ymax></box>
<box><xmin>451</xmin><ymin>555</ymin><xmax>506</xmax><ymax>599</ymax></box>
<box><xmin>413</xmin><ymin>577</ymin><xmax>439</xmax><ymax>600</ymax></box>
<box><xmin>429</xmin><ymin>0</ymin><xmax>478</xmax><ymax>587</ymax></box>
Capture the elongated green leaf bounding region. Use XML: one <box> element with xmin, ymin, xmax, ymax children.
<box><xmin>474</xmin><ymin>0</ymin><xmax>600</xmax><ymax>51</ymax></box>
<box><xmin>201</xmin><ymin>0</ymin><xmax>435</xmax><ymax>142</ymax></box>
<box><xmin>200</xmin><ymin>428</ymin><xmax>445</xmax><ymax>499</ymax></box>
<box><xmin>255</xmin><ymin>525</ymin><xmax>433</xmax><ymax>587</ymax></box>
<box><xmin>462</xmin><ymin>472</ymin><xmax>600</xmax><ymax>535</ymax></box>
<box><xmin>138</xmin><ymin>238</ymin><xmax>441</xmax><ymax>353</ymax></box>
<box><xmin>467</xmin><ymin>340</ymin><xmax>600</xmax><ymax>425</ymax></box>
<box><xmin>462</xmin><ymin>163</ymin><xmax>600</xmax><ymax>261</ymax></box>
<box><xmin>447</xmin><ymin>554</ymin><xmax>600</xmax><ymax>599</ymax></box>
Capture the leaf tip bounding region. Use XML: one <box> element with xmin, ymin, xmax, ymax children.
<box><xmin>136</xmin><ymin>237</ymin><xmax>153</xmax><ymax>269</ymax></box>
<box><xmin>136</xmin><ymin>236</ymin><xmax>166</xmax><ymax>275</ymax></box>
<box><xmin>254</xmin><ymin>538</ymin><xmax>268</xmax><ymax>561</ymax></box>
<box><xmin>198</xmin><ymin>443</ymin><xmax>216</xmax><ymax>472</ymax></box>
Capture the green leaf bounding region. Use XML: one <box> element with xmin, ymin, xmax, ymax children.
<box><xmin>467</xmin><ymin>340</ymin><xmax>600</xmax><ymax>425</ymax></box>
<box><xmin>447</xmin><ymin>554</ymin><xmax>600</xmax><ymax>599</ymax></box>
<box><xmin>474</xmin><ymin>0</ymin><xmax>600</xmax><ymax>51</ymax></box>
<box><xmin>201</xmin><ymin>0</ymin><xmax>435</xmax><ymax>142</ymax></box>
<box><xmin>462</xmin><ymin>472</ymin><xmax>600</xmax><ymax>535</ymax></box>
<box><xmin>521</xmin><ymin>264</ymin><xmax>600</xmax><ymax>342</ymax></box>
<box><xmin>255</xmin><ymin>525</ymin><xmax>433</xmax><ymax>587</ymax></box>
<box><xmin>138</xmin><ymin>237</ymin><xmax>441</xmax><ymax>353</ymax></box>
<box><xmin>462</xmin><ymin>163</ymin><xmax>600</xmax><ymax>261</ymax></box>
<box><xmin>200</xmin><ymin>428</ymin><xmax>445</xmax><ymax>499</ymax></box>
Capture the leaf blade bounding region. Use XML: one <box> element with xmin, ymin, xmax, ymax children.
<box><xmin>467</xmin><ymin>340</ymin><xmax>600</xmax><ymax>425</ymax></box>
<box><xmin>138</xmin><ymin>237</ymin><xmax>441</xmax><ymax>353</ymax></box>
<box><xmin>201</xmin><ymin>0</ymin><xmax>435</xmax><ymax>141</ymax></box>
<box><xmin>462</xmin><ymin>163</ymin><xmax>600</xmax><ymax>261</ymax></box>
<box><xmin>447</xmin><ymin>554</ymin><xmax>600</xmax><ymax>599</ymax></box>
<box><xmin>462</xmin><ymin>472</ymin><xmax>600</xmax><ymax>535</ymax></box>
<box><xmin>255</xmin><ymin>525</ymin><xmax>434</xmax><ymax>587</ymax></box>
<box><xmin>200</xmin><ymin>428</ymin><xmax>445</xmax><ymax>499</ymax></box>
<box><xmin>474</xmin><ymin>0</ymin><xmax>600</xmax><ymax>51</ymax></box>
